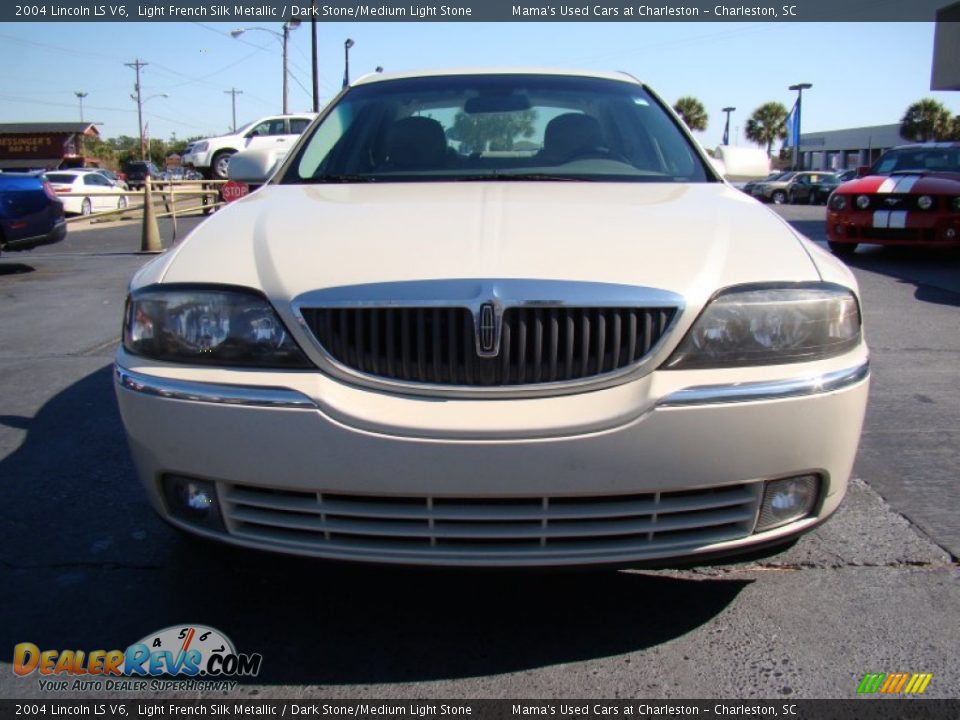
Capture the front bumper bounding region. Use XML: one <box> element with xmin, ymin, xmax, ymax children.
<box><xmin>115</xmin><ymin>348</ymin><xmax>870</xmax><ymax>567</ymax></box>
<box><xmin>181</xmin><ymin>150</ymin><xmax>211</xmax><ymax>170</ymax></box>
<box><xmin>828</xmin><ymin>209</ymin><xmax>960</xmax><ymax>246</ymax></box>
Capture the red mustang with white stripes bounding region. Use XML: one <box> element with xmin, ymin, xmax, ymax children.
<box><xmin>826</xmin><ymin>143</ymin><xmax>960</xmax><ymax>255</ymax></box>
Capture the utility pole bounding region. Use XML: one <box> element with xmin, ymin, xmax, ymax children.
<box><xmin>125</xmin><ymin>58</ymin><xmax>148</xmax><ymax>160</ymax></box>
<box><xmin>721</xmin><ymin>106</ymin><xmax>735</xmax><ymax>146</ymax></box>
<box><xmin>75</xmin><ymin>91</ymin><xmax>88</xmax><ymax>122</ymax></box>
<box><xmin>311</xmin><ymin>0</ymin><xmax>319</xmax><ymax>112</ymax></box>
<box><xmin>224</xmin><ymin>88</ymin><xmax>243</xmax><ymax>132</ymax></box>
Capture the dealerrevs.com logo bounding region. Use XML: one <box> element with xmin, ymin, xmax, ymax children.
<box><xmin>13</xmin><ymin>625</ymin><xmax>262</xmax><ymax>692</ymax></box>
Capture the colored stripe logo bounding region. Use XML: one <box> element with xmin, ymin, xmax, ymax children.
<box><xmin>857</xmin><ymin>672</ymin><xmax>933</xmax><ymax>694</ymax></box>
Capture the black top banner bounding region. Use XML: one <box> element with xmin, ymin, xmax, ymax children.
<box><xmin>1</xmin><ymin>0</ymin><xmax>953</xmax><ymax>22</ymax></box>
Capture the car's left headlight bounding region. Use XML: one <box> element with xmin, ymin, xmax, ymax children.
<box><xmin>123</xmin><ymin>286</ymin><xmax>312</xmax><ymax>368</ymax></box>
<box><xmin>665</xmin><ymin>284</ymin><xmax>861</xmax><ymax>369</ymax></box>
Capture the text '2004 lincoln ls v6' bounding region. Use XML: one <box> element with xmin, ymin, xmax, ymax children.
<box><xmin>115</xmin><ymin>69</ymin><xmax>870</xmax><ymax>567</ymax></box>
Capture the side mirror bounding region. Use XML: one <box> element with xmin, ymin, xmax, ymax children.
<box><xmin>856</xmin><ymin>165</ymin><xmax>871</xmax><ymax>177</ymax></box>
<box><xmin>227</xmin><ymin>148</ymin><xmax>284</xmax><ymax>183</ymax></box>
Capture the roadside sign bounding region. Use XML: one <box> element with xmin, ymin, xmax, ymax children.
<box><xmin>222</xmin><ymin>181</ymin><xmax>249</xmax><ymax>203</ymax></box>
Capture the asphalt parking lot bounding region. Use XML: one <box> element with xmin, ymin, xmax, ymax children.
<box><xmin>1</xmin><ymin>206</ymin><xmax>958</xmax><ymax>699</ymax></box>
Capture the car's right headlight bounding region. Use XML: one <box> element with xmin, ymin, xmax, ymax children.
<box><xmin>829</xmin><ymin>194</ymin><xmax>848</xmax><ymax>211</ymax></box>
<box><xmin>192</xmin><ymin>141</ymin><xmax>209</xmax><ymax>153</ymax></box>
<box><xmin>664</xmin><ymin>284</ymin><xmax>861</xmax><ymax>369</ymax></box>
<box><xmin>123</xmin><ymin>286</ymin><xmax>312</xmax><ymax>368</ymax></box>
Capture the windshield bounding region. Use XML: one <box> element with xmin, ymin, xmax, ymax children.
<box><xmin>871</xmin><ymin>146</ymin><xmax>960</xmax><ymax>175</ymax></box>
<box><xmin>284</xmin><ymin>74</ymin><xmax>712</xmax><ymax>184</ymax></box>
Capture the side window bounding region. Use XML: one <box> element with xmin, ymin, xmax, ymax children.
<box><xmin>247</xmin><ymin>122</ymin><xmax>272</xmax><ymax>138</ymax></box>
<box><xmin>83</xmin><ymin>174</ymin><xmax>104</xmax><ymax>186</ymax></box>
<box><xmin>290</xmin><ymin>118</ymin><xmax>311</xmax><ymax>134</ymax></box>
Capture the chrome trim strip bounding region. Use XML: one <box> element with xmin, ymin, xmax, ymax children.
<box><xmin>289</xmin><ymin>278</ymin><xmax>685</xmax><ymax>400</ymax></box>
<box><xmin>115</xmin><ymin>366</ymin><xmax>317</xmax><ymax>409</ymax></box>
<box><xmin>657</xmin><ymin>360</ymin><xmax>869</xmax><ymax>408</ymax></box>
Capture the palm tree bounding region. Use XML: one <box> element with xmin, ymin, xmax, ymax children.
<box><xmin>673</xmin><ymin>97</ymin><xmax>708</xmax><ymax>132</ymax></box>
<box><xmin>745</xmin><ymin>102</ymin><xmax>788</xmax><ymax>156</ymax></box>
<box><xmin>900</xmin><ymin>99</ymin><xmax>953</xmax><ymax>142</ymax></box>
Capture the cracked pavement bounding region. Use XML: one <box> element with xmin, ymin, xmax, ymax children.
<box><xmin>1</xmin><ymin>209</ymin><xmax>957</xmax><ymax>699</ymax></box>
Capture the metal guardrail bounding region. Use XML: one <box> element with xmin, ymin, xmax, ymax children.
<box><xmin>56</xmin><ymin>179</ymin><xmax>231</xmax><ymax>252</ymax></box>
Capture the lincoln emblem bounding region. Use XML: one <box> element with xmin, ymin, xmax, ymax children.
<box><xmin>479</xmin><ymin>303</ymin><xmax>496</xmax><ymax>354</ymax></box>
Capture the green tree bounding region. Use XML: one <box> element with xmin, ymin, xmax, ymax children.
<box><xmin>673</xmin><ymin>97</ymin><xmax>708</xmax><ymax>132</ymax></box>
<box><xmin>899</xmin><ymin>99</ymin><xmax>953</xmax><ymax>142</ymax></box>
<box><xmin>745</xmin><ymin>102</ymin><xmax>789</xmax><ymax>156</ymax></box>
<box><xmin>948</xmin><ymin>115</ymin><xmax>960</xmax><ymax>141</ymax></box>
<box><xmin>447</xmin><ymin>110</ymin><xmax>537</xmax><ymax>154</ymax></box>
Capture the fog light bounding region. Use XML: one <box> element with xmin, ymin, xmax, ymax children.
<box><xmin>755</xmin><ymin>475</ymin><xmax>820</xmax><ymax>532</ymax></box>
<box><xmin>855</xmin><ymin>195</ymin><xmax>870</xmax><ymax>209</ymax></box>
<box><xmin>162</xmin><ymin>475</ymin><xmax>226</xmax><ymax>532</ymax></box>
<box><xmin>947</xmin><ymin>228</ymin><xmax>957</xmax><ymax>239</ymax></box>
<box><xmin>917</xmin><ymin>195</ymin><xmax>933</xmax><ymax>210</ymax></box>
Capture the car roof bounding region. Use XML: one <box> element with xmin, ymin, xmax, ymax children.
<box><xmin>890</xmin><ymin>142</ymin><xmax>960</xmax><ymax>151</ymax></box>
<box><xmin>351</xmin><ymin>67</ymin><xmax>641</xmax><ymax>87</ymax></box>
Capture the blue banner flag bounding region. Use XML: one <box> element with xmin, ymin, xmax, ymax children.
<box><xmin>784</xmin><ymin>101</ymin><xmax>799</xmax><ymax>148</ymax></box>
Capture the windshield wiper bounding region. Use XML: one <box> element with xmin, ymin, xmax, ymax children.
<box><xmin>455</xmin><ymin>172</ymin><xmax>589</xmax><ymax>182</ymax></box>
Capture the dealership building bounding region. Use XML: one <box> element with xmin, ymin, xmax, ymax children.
<box><xmin>795</xmin><ymin>124</ymin><xmax>905</xmax><ymax>172</ymax></box>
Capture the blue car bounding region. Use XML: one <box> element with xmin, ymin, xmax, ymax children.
<box><xmin>0</xmin><ymin>172</ymin><xmax>66</xmax><ymax>256</ymax></box>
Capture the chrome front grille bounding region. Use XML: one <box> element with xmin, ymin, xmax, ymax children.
<box><xmin>222</xmin><ymin>484</ymin><xmax>760</xmax><ymax>565</ymax></box>
<box><xmin>300</xmin><ymin>306</ymin><xmax>676</xmax><ymax>386</ymax></box>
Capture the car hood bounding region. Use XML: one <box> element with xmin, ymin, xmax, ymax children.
<box><xmin>154</xmin><ymin>182</ymin><xmax>820</xmax><ymax>304</ymax></box>
<box><xmin>838</xmin><ymin>172</ymin><xmax>960</xmax><ymax>194</ymax></box>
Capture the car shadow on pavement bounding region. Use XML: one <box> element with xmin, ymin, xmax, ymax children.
<box><xmin>0</xmin><ymin>262</ymin><xmax>35</xmax><ymax>275</ymax></box>
<box><xmin>839</xmin><ymin>246</ymin><xmax>960</xmax><ymax>308</ymax></box>
<box><xmin>0</xmin><ymin>364</ymin><xmax>751</xmax><ymax>686</ymax></box>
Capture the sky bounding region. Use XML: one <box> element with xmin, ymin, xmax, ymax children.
<box><xmin>1</xmin><ymin>20</ymin><xmax>957</xmax><ymax>149</ymax></box>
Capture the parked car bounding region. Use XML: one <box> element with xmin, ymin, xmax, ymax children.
<box><xmin>741</xmin><ymin>171</ymin><xmax>788</xmax><ymax>197</ymax></box>
<box><xmin>182</xmin><ymin>114</ymin><xmax>317</xmax><ymax>180</ymax></box>
<box><xmin>827</xmin><ymin>142</ymin><xmax>960</xmax><ymax>255</ymax></box>
<box><xmin>0</xmin><ymin>172</ymin><xmax>66</xmax><ymax>255</ymax></box>
<box><xmin>750</xmin><ymin>171</ymin><xmax>799</xmax><ymax>203</ymax></box>
<box><xmin>788</xmin><ymin>172</ymin><xmax>840</xmax><ymax>205</ymax></box>
<box><xmin>45</xmin><ymin>170</ymin><xmax>129</xmax><ymax>216</ymax></box>
<box><xmin>122</xmin><ymin>161</ymin><xmax>163</xmax><ymax>191</ymax></box>
<box><xmin>82</xmin><ymin>167</ymin><xmax>129</xmax><ymax>191</ymax></box>
<box><xmin>116</xmin><ymin>68</ymin><xmax>869</xmax><ymax>568</ymax></box>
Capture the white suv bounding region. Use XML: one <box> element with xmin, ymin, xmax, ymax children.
<box><xmin>182</xmin><ymin>114</ymin><xmax>316</xmax><ymax>179</ymax></box>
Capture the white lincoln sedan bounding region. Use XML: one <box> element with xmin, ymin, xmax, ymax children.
<box><xmin>115</xmin><ymin>69</ymin><xmax>869</xmax><ymax>567</ymax></box>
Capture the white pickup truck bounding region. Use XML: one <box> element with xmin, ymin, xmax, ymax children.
<box><xmin>182</xmin><ymin>113</ymin><xmax>317</xmax><ymax>180</ymax></box>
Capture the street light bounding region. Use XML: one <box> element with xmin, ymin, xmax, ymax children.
<box><xmin>75</xmin><ymin>91</ymin><xmax>88</xmax><ymax>122</ymax></box>
<box><xmin>721</xmin><ymin>106</ymin><xmax>735</xmax><ymax>146</ymax></box>
<box><xmin>231</xmin><ymin>21</ymin><xmax>301</xmax><ymax>114</ymax></box>
<box><xmin>788</xmin><ymin>83</ymin><xmax>812</xmax><ymax>170</ymax></box>
<box><xmin>342</xmin><ymin>38</ymin><xmax>354</xmax><ymax>89</ymax></box>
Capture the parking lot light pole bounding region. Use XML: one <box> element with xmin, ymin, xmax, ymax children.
<box><xmin>75</xmin><ymin>91</ymin><xmax>88</xmax><ymax>122</ymax></box>
<box><xmin>788</xmin><ymin>83</ymin><xmax>812</xmax><ymax>170</ymax></box>
<box><xmin>231</xmin><ymin>22</ymin><xmax>300</xmax><ymax>114</ymax></box>
<box><xmin>343</xmin><ymin>38</ymin><xmax>354</xmax><ymax>88</ymax></box>
<box><xmin>721</xmin><ymin>106</ymin><xmax>735</xmax><ymax>146</ymax></box>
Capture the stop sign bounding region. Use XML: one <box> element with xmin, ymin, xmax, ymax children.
<box><xmin>221</xmin><ymin>181</ymin><xmax>249</xmax><ymax>203</ymax></box>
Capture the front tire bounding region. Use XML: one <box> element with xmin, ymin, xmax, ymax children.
<box><xmin>80</xmin><ymin>198</ymin><xmax>92</xmax><ymax>216</ymax></box>
<box><xmin>772</xmin><ymin>190</ymin><xmax>786</xmax><ymax>205</ymax></box>
<box><xmin>211</xmin><ymin>150</ymin><xmax>236</xmax><ymax>180</ymax></box>
<box><xmin>828</xmin><ymin>241</ymin><xmax>858</xmax><ymax>257</ymax></box>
